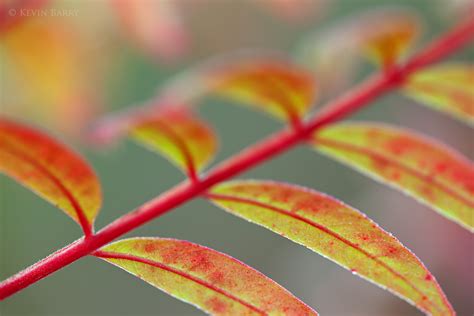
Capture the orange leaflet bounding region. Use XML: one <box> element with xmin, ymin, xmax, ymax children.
<box><xmin>209</xmin><ymin>59</ymin><xmax>317</xmax><ymax>124</ymax></box>
<box><xmin>97</xmin><ymin>238</ymin><xmax>317</xmax><ymax>315</ymax></box>
<box><xmin>111</xmin><ymin>0</ymin><xmax>189</xmax><ymax>62</ymax></box>
<box><xmin>312</xmin><ymin>122</ymin><xmax>474</xmax><ymax>231</ymax></box>
<box><xmin>0</xmin><ymin>118</ymin><xmax>101</xmax><ymax>235</ymax></box>
<box><xmin>403</xmin><ymin>63</ymin><xmax>474</xmax><ymax>125</ymax></box>
<box><xmin>297</xmin><ymin>7</ymin><xmax>420</xmax><ymax>91</ymax></box>
<box><xmin>158</xmin><ymin>55</ymin><xmax>318</xmax><ymax>124</ymax></box>
<box><xmin>118</xmin><ymin>107</ymin><xmax>217</xmax><ymax>179</ymax></box>
<box><xmin>207</xmin><ymin>181</ymin><xmax>454</xmax><ymax>316</ymax></box>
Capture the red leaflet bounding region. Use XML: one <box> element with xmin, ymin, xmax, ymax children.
<box><xmin>207</xmin><ymin>181</ymin><xmax>454</xmax><ymax>316</ymax></box>
<box><xmin>403</xmin><ymin>63</ymin><xmax>474</xmax><ymax>125</ymax></box>
<box><xmin>0</xmin><ymin>118</ymin><xmax>101</xmax><ymax>236</ymax></box>
<box><xmin>312</xmin><ymin>122</ymin><xmax>474</xmax><ymax>231</ymax></box>
<box><xmin>97</xmin><ymin>238</ymin><xmax>317</xmax><ymax>315</ymax></box>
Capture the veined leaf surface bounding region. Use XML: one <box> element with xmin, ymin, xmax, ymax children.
<box><xmin>403</xmin><ymin>63</ymin><xmax>474</xmax><ymax>125</ymax></box>
<box><xmin>0</xmin><ymin>118</ymin><xmax>101</xmax><ymax>235</ymax></box>
<box><xmin>97</xmin><ymin>238</ymin><xmax>317</xmax><ymax>315</ymax></box>
<box><xmin>312</xmin><ymin>122</ymin><xmax>474</xmax><ymax>231</ymax></box>
<box><xmin>129</xmin><ymin>108</ymin><xmax>217</xmax><ymax>178</ymax></box>
<box><xmin>207</xmin><ymin>181</ymin><xmax>454</xmax><ymax>316</ymax></box>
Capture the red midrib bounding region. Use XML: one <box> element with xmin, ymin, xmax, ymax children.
<box><xmin>94</xmin><ymin>251</ymin><xmax>267</xmax><ymax>315</ymax></box>
<box><xmin>206</xmin><ymin>193</ymin><xmax>443</xmax><ymax>315</ymax></box>
<box><xmin>314</xmin><ymin>137</ymin><xmax>474</xmax><ymax>209</ymax></box>
<box><xmin>143</xmin><ymin>120</ymin><xmax>197</xmax><ymax>181</ymax></box>
<box><xmin>254</xmin><ymin>75</ymin><xmax>302</xmax><ymax>127</ymax></box>
<box><xmin>1</xmin><ymin>141</ymin><xmax>92</xmax><ymax>236</ymax></box>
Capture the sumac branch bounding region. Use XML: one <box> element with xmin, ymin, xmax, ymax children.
<box><xmin>1</xmin><ymin>5</ymin><xmax>473</xmax><ymax>316</ymax></box>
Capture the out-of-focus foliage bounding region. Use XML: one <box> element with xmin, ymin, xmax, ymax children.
<box><xmin>90</xmin><ymin>56</ymin><xmax>318</xmax><ymax>146</ymax></box>
<box><xmin>297</xmin><ymin>8</ymin><xmax>421</xmax><ymax>96</ymax></box>
<box><xmin>0</xmin><ymin>4</ymin><xmax>107</xmax><ymax>136</ymax></box>
<box><xmin>111</xmin><ymin>0</ymin><xmax>189</xmax><ymax>62</ymax></box>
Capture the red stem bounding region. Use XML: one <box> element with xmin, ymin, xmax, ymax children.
<box><xmin>1</xmin><ymin>17</ymin><xmax>473</xmax><ymax>300</ymax></box>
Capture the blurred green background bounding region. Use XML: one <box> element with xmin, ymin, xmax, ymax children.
<box><xmin>1</xmin><ymin>0</ymin><xmax>473</xmax><ymax>315</ymax></box>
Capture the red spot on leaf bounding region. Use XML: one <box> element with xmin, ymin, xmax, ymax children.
<box><xmin>385</xmin><ymin>136</ymin><xmax>413</xmax><ymax>155</ymax></box>
<box><xmin>390</xmin><ymin>171</ymin><xmax>401</xmax><ymax>181</ymax></box>
<box><xmin>209</xmin><ymin>270</ymin><xmax>226</xmax><ymax>285</ymax></box>
<box><xmin>206</xmin><ymin>297</ymin><xmax>228</xmax><ymax>314</ymax></box>
<box><xmin>144</xmin><ymin>243</ymin><xmax>156</xmax><ymax>253</ymax></box>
